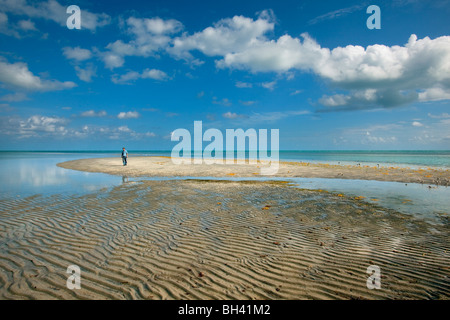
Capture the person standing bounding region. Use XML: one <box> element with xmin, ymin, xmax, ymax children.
<box><xmin>121</xmin><ymin>147</ymin><xmax>128</xmax><ymax>166</ymax></box>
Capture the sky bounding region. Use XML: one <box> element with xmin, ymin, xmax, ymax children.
<box><xmin>0</xmin><ymin>0</ymin><xmax>449</xmax><ymax>151</ymax></box>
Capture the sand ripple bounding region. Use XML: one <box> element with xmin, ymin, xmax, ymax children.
<box><xmin>0</xmin><ymin>180</ymin><xmax>449</xmax><ymax>299</ymax></box>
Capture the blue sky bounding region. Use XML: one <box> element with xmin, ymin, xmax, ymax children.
<box><xmin>0</xmin><ymin>0</ymin><xmax>449</xmax><ymax>150</ymax></box>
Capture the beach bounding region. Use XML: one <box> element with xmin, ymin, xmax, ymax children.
<box><xmin>0</xmin><ymin>155</ymin><xmax>448</xmax><ymax>299</ymax></box>
<box><xmin>57</xmin><ymin>156</ymin><xmax>450</xmax><ymax>186</ymax></box>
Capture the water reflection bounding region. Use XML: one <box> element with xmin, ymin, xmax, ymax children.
<box><xmin>0</xmin><ymin>153</ymin><xmax>121</xmax><ymax>198</ymax></box>
<box><xmin>17</xmin><ymin>161</ymin><xmax>70</xmax><ymax>187</ymax></box>
<box><xmin>0</xmin><ymin>153</ymin><xmax>448</xmax><ymax>225</ymax></box>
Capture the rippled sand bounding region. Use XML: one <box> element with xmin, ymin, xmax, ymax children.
<box><xmin>0</xmin><ymin>180</ymin><xmax>448</xmax><ymax>299</ymax></box>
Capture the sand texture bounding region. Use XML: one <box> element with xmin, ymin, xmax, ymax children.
<box><xmin>57</xmin><ymin>156</ymin><xmax>450</xmax><ymax>186</ymax></box>
<box><xmin>0</xmin><ymin>180</ymin><xmax>448</xmax><ymax>299</ymax></box>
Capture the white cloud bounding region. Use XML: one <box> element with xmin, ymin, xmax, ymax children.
<box><xmin>335</xmin><ymin>123</ymin><xmax>404</xmax><ymax>146</ymax></box>
<box><xmin>0</xmin><ymin>12</ymin><xmax>7</xmax><ymax>25</ymax></box>
<box><xmin>221</xmin><ymin>33</ymin><xmax>450</xmax><ymax>109</ymax></box>
<box><xmin>80</xmin><ymin>110</ymin><xmax>107</xmax><ymax>117</ymax></box>
<box><xmin>290</xmin><ymin>90</ymin><xmax>303</xmax><ymax>96</ymax></box>
<box><xmin>235</xmin><ymin>81</ymin><xmax>253</xmax><ymax>88</ymax></box>
<box><xmin>0</xmin><ymin>0</ymin><xmax>111</xmax><ymax>31</ymax></box>
<box><xmin>412</xmin><ymin>121</ymin><xmax>424</xmax><ymax>127</ymax></box>
<box><xmin>168</xmin><ymin>14</ymin><xmax>274</xmax><ymax>60</ymax></box>
<box><xmin>129</xmin><ymin>17</ymin><xmax>183</xmax><ymax>36</ymax></box>
<box><xmin>101</xmin><ymin>17</ymin><xmax>183</xmax><ymax>68</ymax></box>
<box><xmin>222</xmin><ymin>112</ymin><xmax>245</xmax><ymax>119</ymax></box>
<box><xmin>18</xmin><ymin>115</ymin><xmax>68</xmax><ymax>137</ymax></box>
<box><xmin>0</xmin><ymin>92</ymin><xmax>28</xmax><ymax>102</ymax></box>
<box><xmin>428</xmin><ymin>112</ymin><xmax>450</xmax><ymax>119</ymax></box>
<box><xmin>247</xmin><ymin>110</ymin><xmax>310</xmax><ymax>123</ymax></box>
<box><xmin>221</xmin><ymin>109</ymin><xmax>309</xmax><ymax>124</ymax></box>
<box><xmin>117</xmin><ymin>111</ymin><xmax>140</xmax><ymax>119</ymax></box>
<box><xmin>0</xmin><ymin>58</ymin><xmax>76</xmax><ymax>91</ymax></box>
<box><xmin>73</xmin><ymin>125</ymin><xmax>156</xmax><ymax>140</ymax></box>
<box><xmin>261</xmin><ymin>81</ymin><xmax>276</xmax><ymax>91</ymax></box>
<box><xmin>239</xmin><ymin>100</ymin><xmax>256</xmax><ymax>106</ymax></box>
<box><xmin>0</xmin><ymin>114</ymin><xmax>158</xmax><ymax>140</ymax></box>
<box><xmin>101</xmin><ymin>52</ymin><xmax>125</xmax><ymax>69</ymax></box>
<box><xmin>213</xmin><ymin>97</ymin><xmax>232</xmax><ymax>106</ymax></box>
<box><xmin>112</xmin><ymin>68</ymin><xmax>170</xmax><ymax>84</ymax></box>
<box><xmin>112</xmin><ymin>70</ymin><xmax>140</xmax><ymax>84</ymax></box>
<box><xmin>141</xmin><ymin>68</ymin><xmax>170</xmax><ymax>80</ymax></box>
<box><xmin>418</xmin><ymin>87</ymin><xmax>450</xmax><ymax>102</ymax></box>
<box><xmin>63</xmin><ymin>47</ymin><xmax>93</xmax><ymax>61</ymax></box>
<box><xmin>308</xmin><ymin>5</ymin><xmax>365</xmax><ymax>25</ymax></box>
<box><xmin>17</xmin><ymin>19</ymin><xmax>36</xmax><ymax>31</ymax></box>
<box><xmin>74</xmin><ymin>64</ymin><xmax>97</xmax><ymax>82</ymax></box>
<box><xmin>168</xmin><ymin>12</ymin><xmax>450</xmax><ymax>109</ymax></box>
<box><xmin>0</xmin><ymin>12</ymin><xmax>20</xmax><ymax>37</ymax></box>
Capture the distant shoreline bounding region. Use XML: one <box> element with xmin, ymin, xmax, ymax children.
<box><xmin>57</xmin><ymin>156</ymin><xmax>450</xmax><ymax>186</ymax></box>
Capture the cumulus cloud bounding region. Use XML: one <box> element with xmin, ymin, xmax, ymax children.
<box><xmin>101</xmin><ymin>52</ymin><xmax>125</xmax><ymax>69</ymax></box>
<box><xmin>165</xmin><ymin>12</ymin><xmax>450</xmax><ymax>110</ymax></box>
<box><xmin>0</xmin><ymin>0</ymin><xmax>111</xmax><ymax>31</ymax></box>
<box><xmin>168</xmin><ymin>14</ymin><xmax>274</xmax><ymax>60</ymax></box>
<box><xmin>222</xmin><ymin>112</ymin><xmax>246</xmax><ymax>119</ymax></box>
<box><xmin>0</xmin><ymin>58</ymin><xmax>76</xmax><ymax>91</ymax></box>
<box><xmin>0</xmin><ymin>12</ymin><xmax>7</xmax><ymax>26</ymax></box>
<box><xmin>0</xmin><ymin>12</ymin><xmax>36</xmax><ymax>37</ymax></box>
<box><xmin>218</xmin><ymin>33</ymin><xmax>450</xmax><ymax>109</ymax></box>
<box><xmin>74</xmin><ymin>64</ymin><xmax>97</xmax><ymax>82</ymax></box>
<box><xmin>80</xmin><ymin>110</ymin><xmax>107</xmax><ymax>117</ymax></box>
<box><xmin>112</xmin><ymin>68</ymin><xmax>170</xmax><ymax>84</ymax></box>
<box><xmin>17</xmin><ymin>19</ymin><xmax>36</xmax><ymax>31</ymax></box>
<box><xmin>141</xmin><ymin>68</ymin><xmax>170</xmax><ymax>80</ymax></box>
<box><xmin>63</xmin><ymin>47</ymin><xmax>93</xmax><ymax>61</ymax></box>
<box><xmin>212</xmin><ymin>97</ymin><xmax>232</xmax><ymax>106</ymax></box>
<box><xmin>418</xmin><ymin>87</ymin><xmax>450</xmax><ymax>102</ymax></box>
<box><xmin>101</xmin><ymin>17</ymin><xmax>183</xmax><ymax>68</ymax></box>
<box><xmin>17</xmin><ymin>115</ymin><xmax>68</xmax><ymax>137</ymax></box>
<box><xmin>235</xmin><ymin>81</ymin><xmax>253</xmax><ymax>88</ymax></box>
<box><xmin>0</xmin><ymin>114</ymin><xmax>157</xmax><ymax>140</ymax></box>
<box><xmin>117</xmin><ymin>111</ymin><xmax>140</xmax><ymax>119</ymax></box>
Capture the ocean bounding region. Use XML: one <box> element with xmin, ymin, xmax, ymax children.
<box><xmin>3</xmin><ymin>150</ymin><xmax>449</xmax><ymax>168</ymax></box>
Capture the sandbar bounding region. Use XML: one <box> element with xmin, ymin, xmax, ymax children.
<box><xmin>57</xmin><ymin>156</ymin><xmax>450</xmax><ymax>186</ymax></box>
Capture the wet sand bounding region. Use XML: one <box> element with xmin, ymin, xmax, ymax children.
<box><xmin>0</xmin><ymin>180</ymin><xmax>448</xmax><ymax>299</ymax></box>
<box><xmin>57</xmin><ymin>156</ymin><xmax>450</xmax><ymax>186</ymax></box>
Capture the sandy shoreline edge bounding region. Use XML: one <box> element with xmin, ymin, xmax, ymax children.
<box><xmin>57</xmin><ymin>156</ymin><xmax>450</xmax><ymax>186</ymax></box>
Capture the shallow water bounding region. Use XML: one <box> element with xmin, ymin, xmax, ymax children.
<box><xmin>174</xmin><ymin>176</ymin><xmax>449</xmax><ymax>225</ymax></box>
<box><xmin>0</xmin><ymin>152</ymin><xmax>448</xmax><ymax>225</ymax></box>
<box><xmin>0</xmin><ymin>152</ymin><xmax>122</xmax><ymax>198</ymax></box>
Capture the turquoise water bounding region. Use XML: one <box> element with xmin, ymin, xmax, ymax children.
<box><xmin>279</xmin><ymin>150</ymin><xmax>450</xmax><ymax>168</ymax></box>
<box><xmin>2</xmin><ymin>150</ymin><xmax>450</xmax><ymax>168</ymax></box>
